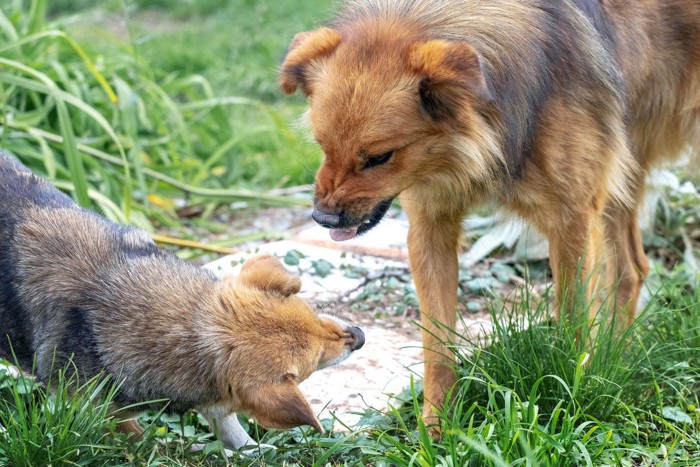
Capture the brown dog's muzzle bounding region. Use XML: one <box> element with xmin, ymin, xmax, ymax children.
<box><xmin>312</xmin><ymin>198</ymin><xmax>395</xmax><ymax>241</ymax></box>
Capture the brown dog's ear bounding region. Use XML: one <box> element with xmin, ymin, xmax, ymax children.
<box><xmin>236</xmin><ymin>254</ymin><xmax>301</xmax><ymax>297</ymax></box>
<box><xmin>409</xmin><ymin>40</ymin><xmax>492</xmax><ymax>121</ymax></box>
<box><xmin>242</xmin><ymin>377</ymin><xmax>324</xmax><ymax>433</ymax></box>
<box><xmin>279</xmin><ymin>27</ymin><xmax>341</xmax><ymax>95</ymax></box>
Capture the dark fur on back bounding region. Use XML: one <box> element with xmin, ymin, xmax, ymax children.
<box><xmin>0</xmin><ymin>155</ymin><xmax>74</xmax><ymax>365</ymax></box>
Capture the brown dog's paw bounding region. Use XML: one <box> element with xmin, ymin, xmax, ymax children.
<box><xmin>421</xmin><ymin>404</ymin><xmax>443</xmax><ymax>440</ymax></box>
<box><xmin>236</xmin><ymin>255</ymin><xmax>302</xmax><ymax>297</ymax></box>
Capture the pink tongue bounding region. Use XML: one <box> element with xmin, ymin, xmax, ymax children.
<box><xmin>330</xmin><ymin>227</ymin><xmax>358</xmax><ymax>242</ymax></box>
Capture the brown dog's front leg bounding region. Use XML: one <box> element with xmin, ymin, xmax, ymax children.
<box><xmin>404</xmin><ymin>199</ymin><xmax>464</xmax><ymax>432</ymax></box>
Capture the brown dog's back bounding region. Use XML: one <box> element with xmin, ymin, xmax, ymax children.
<box><xmin>605</xmin><ymin>0</ymin><xmax>700</xmax><ymax>168</ymax></box>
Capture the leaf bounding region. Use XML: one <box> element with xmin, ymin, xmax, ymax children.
<box><xmin>160</xmin><ymin>413</ymin><xmax>182</xmax><ymax>423</ymax></box>
<box><xmin>661</xmin><ymin>406</ymin><xmax>693</xmax><ymax>424</ymax></box>
<box><xmin>170</xmin><ymin>424</ymin><xmax>196</xmax><ymax>437</ymax></box>
<box><xmin>311</xmin><ymin>259</ymin><xmax>334</xmax><ymax>278</ymax></box>
<box><xmin>14</xmin><ymin>378</ymin><xmax>37</xmax><ymax>394</ymax></box>
<box><xmin>203</xmin><ymin>440</ymin><xmax>225</xmax><ymax>456</ymax></box>
<box><xmin>284</xmin><ymin>249</ymin><xmax>305</xmax><ymax>266</ymax></box>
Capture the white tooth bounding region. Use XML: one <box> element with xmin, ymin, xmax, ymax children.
<box><xmin>363</xmin><ymin>219</ymin><xmax>371</xmax><ymax>224</ymax></box>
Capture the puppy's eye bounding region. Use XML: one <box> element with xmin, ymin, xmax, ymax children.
<box><xmin>363</xmin><ymin>151</ymin><xmax>393</xmax><ymax>170</ymax></box>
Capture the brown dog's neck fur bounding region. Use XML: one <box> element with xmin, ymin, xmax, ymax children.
<box><xmin>329</xmin><ymin>0</ymin><xmax>627</xmax><ymax>178</ymax></box>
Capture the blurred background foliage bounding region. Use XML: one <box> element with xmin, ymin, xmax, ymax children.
<box><xmin>0</xmin><ymin>0</ymin><xmax>333</xmax><ymax>230</ymax></box>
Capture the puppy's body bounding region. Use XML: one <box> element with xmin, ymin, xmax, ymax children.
<box><xmin>0</xmin><ymin>151</ymin><xmax>364</xmax><ymax>448</ymax></box>
<box><xmin>280</xmin><ymin>0</ymin><xmax>700</xmax><ymax>424</ymax></box>
<box><xmin>1</xmin><ymin>161</ymin><xmax>219</xmax><ymax>412</ymax></box>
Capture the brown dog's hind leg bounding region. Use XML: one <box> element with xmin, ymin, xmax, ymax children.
<box><xmin>547</xmin><ymin>207</ymin><xmax>608</xmax><ymax>325</ymax></box>
<box><xmin>403</xmin><ymin>198</ymin><xmax>464</xmax><ymax>432</ymax></box>
<box><xmin>604</xmin><ymin>199</ymin><xmax>649</xmax><ymax>326</ymax></box>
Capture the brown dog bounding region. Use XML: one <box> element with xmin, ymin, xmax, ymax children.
<box><xmin>0</xmin><ymin>151</ymin><xmax>365</xmax><ymax>450</ymax></box>
<box><xmin>279</xmin><ymin>0</ymin><xmax>700</xmax><ymax>426</ymax></box>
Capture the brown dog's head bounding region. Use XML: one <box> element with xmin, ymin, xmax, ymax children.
<box><xmin>279</xmin><ymin>22</ymin><xmax>497</xmax><ymax>240</ymax></box>
<box><xmin>212</xmin><ymin>255</ymin><xmax>364</xmax><ymax>433</ymax></box>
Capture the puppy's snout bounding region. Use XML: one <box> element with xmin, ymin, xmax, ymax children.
<box><xmin>349</xmin><ymin>326</ymin><xmax>365</xmax><ymax>351</ymax></box>
<box><xmin>312</xmin><ymin>208</ymin><xmax>341</xmax><ymax>228</ymax></box>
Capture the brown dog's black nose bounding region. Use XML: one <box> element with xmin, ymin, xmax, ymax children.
<box><xmin>349</xmin><ymin>326</ymin><xmax>365</xmax><ymax>351</ymax></box>
<box><xmin>312</xmin><ymin>208</ymin><xmax>341</xmax><ymax>228</ymax></box>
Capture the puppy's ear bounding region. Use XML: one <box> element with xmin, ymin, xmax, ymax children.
<box><xmin>236</xmin><ymin>254</ymin><xmax>301</xmax><ymax>297</ymax></box>
<box><xmin>242</xmin><ymin>377</ymin><xmax>323</xmax><ymax>433</ymax></box>
<box><xmin>279</xmin><ymin>27</ymin><xmax>341</xmax><ymax>95</ymax></box>
<box><xmin>409</xmin><ymin>40</ymin><xmax>492</xmax><ymax>121</ymax></box>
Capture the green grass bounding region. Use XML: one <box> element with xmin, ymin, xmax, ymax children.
<box><xmin>0</xmin><ymin>361</ymin><xmax>120</xmax><ymax>466</ymax></box>
<box><xmin>367</xmin><ymin>281</ymin><xmax>700</xmax><ymax>466</ymax></box>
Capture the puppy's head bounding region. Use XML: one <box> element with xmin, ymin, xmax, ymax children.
<box><xmin>279</xmin><ymin>23</ymin><xmax>496</xmax><ymax>241</ymax></box>
<box><xmin>214</xmin><ymin>255</ymin><xmax>364</xmax><ymax>433</ymax></box>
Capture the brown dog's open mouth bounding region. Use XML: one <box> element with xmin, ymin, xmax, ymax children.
<box><xmin>328</xmin><ymin>198</ymin><xmax>394</xmax><ymax>241</ymax></box>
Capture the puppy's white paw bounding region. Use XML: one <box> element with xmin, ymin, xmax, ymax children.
<box><xmin>189</xmin><ymin>442</ymin><xmax>205</xmax><ymax>452</ymax></box>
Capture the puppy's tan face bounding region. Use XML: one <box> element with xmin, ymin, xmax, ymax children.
<box><xmin>280</xmin><ymin>26</ymin><xmax>493</xmax><ymax>240</ymax></box>
<box><xmin>216</xmin><ymin>255</ymin><xmax>364</xmax><ymax>432</ymax></box>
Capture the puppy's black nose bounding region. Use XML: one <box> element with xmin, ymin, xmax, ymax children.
<box><xmin>312</xmin><ymin>208</ymin><xmax>341</xmax><ymax>228</ymax></box>
<box><xmin>349</xmin><ymin>326</ymin><xmax>365</xmax><ymax>351</ymax></box>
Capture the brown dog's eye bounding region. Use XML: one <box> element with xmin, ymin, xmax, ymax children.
<box><xmin>363</xmin><ymin>151</ymin><xmax>393</xmax><ymax>169</ymax></box>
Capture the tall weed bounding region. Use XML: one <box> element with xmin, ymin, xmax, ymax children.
<box><xmin>0</xmin><ymin>0</ymin><xmax>311</xmax><ymax>230</ymax></box>
<box><xmin>0</xmin><ymin>359</ymin><xmax>122</xmax><ymax>466</ymax></box>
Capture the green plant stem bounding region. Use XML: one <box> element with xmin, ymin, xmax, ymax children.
<box><xmin>6</xmin><ymin>122</ymin><xmax>311</xmax><ymax>207</ymax></box>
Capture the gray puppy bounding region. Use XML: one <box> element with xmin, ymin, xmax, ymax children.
<box><xmin>0</xmin><ymin>151</ymin><xmax>364</xmax><ymax>450</ymax></box>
